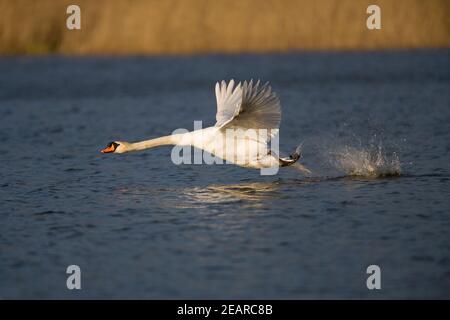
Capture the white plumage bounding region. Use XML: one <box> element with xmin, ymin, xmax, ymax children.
<box><xmin>215</xmin><ymin>79</ymin><xmax>281</xmax><ymax>139</ymax></box>
<box><xmin>101</xmin><ymin>79</ymin><xmax>310</xmax><ymax>174</ymax></box>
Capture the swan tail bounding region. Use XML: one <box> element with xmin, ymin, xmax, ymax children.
<box><xmin>279</xmin><ymin>144</ymin><xmax>312</xmax><ymax>174</ymax></box>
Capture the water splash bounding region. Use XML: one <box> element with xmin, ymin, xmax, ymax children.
<box><xmin>328</xmin><ymin>141</ymin><xmax>402</xmax><ymax>177</ymax></box>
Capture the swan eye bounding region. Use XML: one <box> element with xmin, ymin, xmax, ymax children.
<box><xmin>107</xmin><ymin>142</ymin><xmax>120</xmax><ymax>149</ymax></box>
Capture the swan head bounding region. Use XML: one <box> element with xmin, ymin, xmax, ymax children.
<box><xmin>101</xmin><ymin>141</ymin><xmax>130</xmax><ymax>154</ymax></box>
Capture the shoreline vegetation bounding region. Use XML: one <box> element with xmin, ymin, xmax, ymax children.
<box><xmin>0</xmin><ymin>0</ymin><xmax>449</xmax><ymax>55</ymax></box>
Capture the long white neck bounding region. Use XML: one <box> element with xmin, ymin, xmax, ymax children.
<box><xmin>123</xmin><ymin>127</ymin><xmax>217</xmax><ymax>153</ymax></box>
<box><xmin>128</xmin><ymin>133</ymin><xmax>184</xmax><ymax>151</ymax></box>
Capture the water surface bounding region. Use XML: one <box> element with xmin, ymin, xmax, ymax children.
<box><xmin>0</xmin><ymin>50</ymin><xmax>449</xmax><ymax>298</ymax></box>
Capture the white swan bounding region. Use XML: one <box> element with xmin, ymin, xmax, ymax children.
<box><xmin>101</xmin><ymin>79</ymin><xmax>310</xmax><ymax>173</ymax></box>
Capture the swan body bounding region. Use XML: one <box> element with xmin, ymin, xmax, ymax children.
<box><xmin>102</xmin><ymin>80</ymin><xmax>310</xmax><ymax>174</ymax></box>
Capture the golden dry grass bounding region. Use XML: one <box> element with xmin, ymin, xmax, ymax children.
<box><xmin>0</xmin><ymin>0</ymin><xmax>449</xmax><ymax>55</ymax></box>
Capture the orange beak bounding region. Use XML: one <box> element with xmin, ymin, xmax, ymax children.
<box><xmin>101</xmin><ymin>145</ymin><xmax>115</xmax><ymax>153</ymax></box>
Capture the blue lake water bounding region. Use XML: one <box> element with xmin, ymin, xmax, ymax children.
<box><xmin>0</xmin><ymin>50</ymin><xmax>449</xmax><ymax>298</ymax></box>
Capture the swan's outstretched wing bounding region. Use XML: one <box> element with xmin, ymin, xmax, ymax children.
<box><xmin>215</xmin><ymin>79</ymin><xmax>243</xmax><ymax>127</ymax></box>
<box><xmin>214</xmin><ymin>79</ymin><xmax>281</xmax><ymax>137</ymax></box>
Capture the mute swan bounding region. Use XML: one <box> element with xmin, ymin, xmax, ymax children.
<box><xmin>101</xmin><ymin>79</ymin><xmax>310</xmax><ymax>174</ymax></box>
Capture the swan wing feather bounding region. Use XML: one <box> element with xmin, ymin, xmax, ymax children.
<box><xmin>215</xmin><ymin>79</ymin><xmax>243</xmax><ymax>127</ymax></box>
<box><xmin>214</xmin><ymin>79</ymin><xmax>281</xmax><ymax>137</ymax></box>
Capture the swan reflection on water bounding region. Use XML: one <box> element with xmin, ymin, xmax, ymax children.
<box><xmin>115</xmin><ymin>167</ymin><xmax>403</xmax><ymax>211</ymax></box>
<box><xmin>177</xmin><ymin>181</ymin><xmax>281</xmax><ymax>208</ymax></box>
<box><xmin>117</xmin><ymin>181</ymin><xmax>285</xmax><ymax>209</ymax></box>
